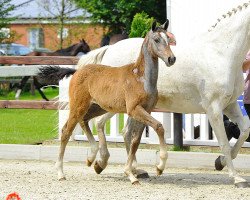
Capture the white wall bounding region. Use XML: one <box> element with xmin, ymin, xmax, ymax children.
<box><xmin>167</xmin><ymin>0</ymin><xmax>247</xmax><ymax>45</ymax></box>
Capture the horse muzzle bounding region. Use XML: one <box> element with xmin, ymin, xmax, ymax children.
<box><xmin>168</xmin><ymin>56</ymin><xmax>176</xmax><ymax>66</ymax></box>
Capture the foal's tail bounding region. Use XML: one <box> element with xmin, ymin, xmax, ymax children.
<box><xmin>38</xmin><ymin>66</ymin><xmax>76</xmax><ymax>84</ymax></box>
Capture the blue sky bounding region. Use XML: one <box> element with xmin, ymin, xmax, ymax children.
<box><xmin>10</xmin><ymin>0</ymin><xmax>87</xmax><ymax>19</ymax></box>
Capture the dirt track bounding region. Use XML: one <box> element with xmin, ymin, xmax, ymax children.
<box><xmin>0</xmin><ymin>159</ymin><xmax>250</xmax><ymax>200</ymax></box>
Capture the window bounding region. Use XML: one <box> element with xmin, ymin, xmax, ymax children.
<box><xmin>57</xmin><ymin>28</ymin><xmax>68</xmax><ymax>39</ymax></box>
<box><xmin>28</xmin><ymin>28</ymin><xmax>44</xmax><ymax>50</ymax></box>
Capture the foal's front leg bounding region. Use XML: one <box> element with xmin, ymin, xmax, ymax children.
<box><xmin>125</xmin><ymin>105</ymin><xmax>168</xmax><ymax>184</ymax></box>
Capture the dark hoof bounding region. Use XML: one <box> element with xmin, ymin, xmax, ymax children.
<box><xmin>86</xmin><ymin>159</ymin><xmax>93</xmax><ymax>167</ymax></box>
<box><xmin>132</xmin><ymin>180</ymin><xmax>141</xmax><ymax>185</ymax></box>
<box><xmin>136</xmin><ymin>172</ymin><xmax>150</xmax><ymax>179</ymax></box>
<box><xmin>215</xmin><ymin>156</ymin><xmax>224</xmax><ymax>171</ymax></box>
<box><xmin>94</xmin><ymin>161</ymin><xmax>104</xmax><ymax>174</ymax></box>
<box><xmin>235</xmin><ymin>182</ymin><xmax>249</xmax><ymax>188</ymax></box>
<box><xmin>156</xmin><ymin>167</ymin><xmax>163</xmax><ymax>176</ymax></box>
<box><xmin>59</xmin><ymin>177</ymin><xmax>66</xmax><ymax>181</ymax></box>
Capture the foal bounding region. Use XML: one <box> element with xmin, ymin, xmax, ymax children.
<box><xmin>39</xmin><ymin>20</ymin><xmax>176</xmax><ymax>184</ymax></box>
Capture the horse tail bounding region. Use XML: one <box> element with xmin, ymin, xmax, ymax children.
<box><xmin>76</xmin><ymin>45</ymin><xmax>109</xmax><ymax>69</ymax></box>
<box><xmin>38</xmin><ymin>66</ymin><xmax>76</xmax><ymax>84</ymax></box>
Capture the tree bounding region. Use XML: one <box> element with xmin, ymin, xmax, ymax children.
<box><xmin>0</xmin><ymin>0</ymin><xmax>16</xmax><ymax>43</ymax></box>
<box><xmin>38</xmin><ymin>0</ymin><xmax>86</xmax><ymax>49</ymax></box>
<box><xmin>129</xmin><ymin>12</ymin><xmax>154</xmax><ymax>38</ymax></box>
<box><xmin>73</xmin><ymin>0</ymin><xmax>166</xmax><ymax>34</ymax></box>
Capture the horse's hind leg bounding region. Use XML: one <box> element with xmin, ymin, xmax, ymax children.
<box><xmin>216</xmin><ymin>102</ymin><xmax>250</xmax><ymax>187</ymax></box>
<box><xmin>94</xmin><ymin>112</ymin><xmax>115</xmax><ymax>173</ymax></box>
<box><xmin>82</xmin><ymin>103</ymin><xmax>108</xmax><ymax>169</ymax></box>
<box><xmin>78</xmin><ymin>119</ymin><xmax>99</xmax><ymax>167</ymax></box>
<box><xmin>55</xmin><ymin>115</ymin><xmax>78</xmax><ymax>180</ymax></box>
<box><xmin>56</xmin><ymin>92</ymin><xmax>91</xmax><ymax>180</ymax></box>
<box><xmin>206</xmin><ymin>102</ymin><xmax>249</xmax><ymax>188</ymax></box>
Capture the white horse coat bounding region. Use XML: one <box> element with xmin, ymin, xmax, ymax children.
<box><xmin>77</xmin><ymin>2</ymin><xmax>250</xmax><ymax>186</ymax></box>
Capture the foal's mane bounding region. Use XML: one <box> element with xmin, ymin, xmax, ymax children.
<box><xmin>209</xmin><ymin>1</ymin><xmax>250</xmax><ymax>31</ymax></box>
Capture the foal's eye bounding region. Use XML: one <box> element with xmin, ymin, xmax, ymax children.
<box><xmin>154</xmin><ymin>38</ymin><xmax>160</xmax><ymax>43</ymax></box>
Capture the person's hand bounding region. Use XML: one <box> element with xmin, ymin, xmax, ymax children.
<box><xmin>242</xmin><ymin>59</ymin><xmax>250</xmax><ymax>72</ymax></box>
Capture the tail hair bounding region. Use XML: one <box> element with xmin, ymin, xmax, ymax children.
<box><xmin>38</xmin><ymin>66</ymin><xmax>76</xmax><ymax>85</ymax></box>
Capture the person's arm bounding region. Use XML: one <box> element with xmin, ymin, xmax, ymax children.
<box><xmin>242</xmin><ymin>59</ymin><xmax>250</xmax><ymax>72</ymax></box>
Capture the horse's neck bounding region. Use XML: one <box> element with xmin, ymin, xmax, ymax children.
<box><xmin>70</xmin><ymin>45</ymin><xmax>81</xmax><ymax>56</ymax></box>
<box><xmin>193</xmin><ymin>5</ymin><xmax>250</xmax><ymax>83</ymax></box>
<box><xmin>206</xmin><ymin>5</ymin><xmax>250</xmax><ymax>63</ymax></box>
<box><xmin>135</xmin><ymin>39</ymin><xmax>158</xmax><ymax>93</ymax></box>
<box><xmin>55</xmin><ymin>44</ymin><xmax>75</xmax><ymax>55</ymax></box>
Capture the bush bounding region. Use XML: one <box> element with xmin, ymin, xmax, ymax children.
<box><xmin>129</xmin><ymin>12</ymin><xmax>155</xmax><ymax>38</ymax></box>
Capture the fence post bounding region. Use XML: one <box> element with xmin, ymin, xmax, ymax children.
<box><xmin>173</xmin><ymin>113</ymin><xmax>183</xmax><ymax>149</ymax></box>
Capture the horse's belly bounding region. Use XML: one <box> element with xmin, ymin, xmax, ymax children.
<box><xmin>156</xmin><ymin>93</ymin><xmax>204</xmax><ymax>114</ymax></box>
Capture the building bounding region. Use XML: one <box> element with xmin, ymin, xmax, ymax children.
<box><xmin>5</xmin><ymin>0</ymin><xmax>106</xmax><ymax>50</ymax></box>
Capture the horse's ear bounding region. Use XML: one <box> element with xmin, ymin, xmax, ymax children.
<box><xmin>162</xmin><ymin>19</ymin><xmax>169</xmax><ymax>30</ymax></box>
<box><xmin>151</xmin><ymin>20</ymin><xmax>157</xmax><ymax>31</ymax></box>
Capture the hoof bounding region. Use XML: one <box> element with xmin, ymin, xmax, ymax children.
<box><xmin>86</xmin><ymin>159</ymin><xmax>93</xmax><ymax>167</ymax></box>
<box><xmin>132</xmin><ymin>180</ymin><xmax>141</xmax><ymax>185</ymax></box>
<box><xmin>136</xmin><ymin>172</ymin><xmax>150</xmax><ymax>179</ymax></box>
<box><xmin>235</xmin><ymin>182</ymin><xmax>249</xmax><ymax>188</ymax></box>
<box><xmin>156</xmin><ymin>167</ymin><xmax>163</xmax><ymax>176</ymax></box>
<box><xmin>135</xmin><ymin>169</ymin><xmax>149</xmax><ymax>179</ymax></box>
<box><xmin>94</xmin><ymin>161</ymin><xmax>104</xmax><ymax>174</ymax></box>
<box><xmin>215</xmin><ymin>156</ymin><xmax>224</xmax><ymax>171</ymax></box>
<box><xmin>59</xmin><ymin>177</ymin><xmax>66</xmax><ymax>181</ymax></box>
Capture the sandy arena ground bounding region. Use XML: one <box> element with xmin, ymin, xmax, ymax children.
<box><xmin>0</xmin><ymin>159</ymin><xmax>250</xmax><ymax>200</ymax></box>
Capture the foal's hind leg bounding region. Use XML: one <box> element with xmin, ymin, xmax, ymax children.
<box><xmin>55</xmin><ymin>115</ymin><xmax>78</xmax><ymax>180</ymax></box>
<box><xmin>56</xmin><ymin>93</ymin><xmax>91</xmax><ymax>180</ymax></box>
<box><xmin>79</xmin><ymin>119</ymin><xmax>99</xmax><ymax>167</ymax></box>
<box><xmin>83</xmin><ymin>104</ymin><xmax>109</xmax><ymax>173</ymax></box>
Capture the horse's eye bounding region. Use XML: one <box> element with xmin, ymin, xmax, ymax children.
<box><xmin>154</xmin><ymin>38</ymin><xmax>160</xmax><ymax>43</ymax></box>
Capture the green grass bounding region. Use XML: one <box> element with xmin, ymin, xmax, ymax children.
<box><xmin>0</xmin><ymin>109</ymin><xmax>58</xmax><ymax>144</ymax></box>
<box><xmin>0</xmin><ymin>87</ymin><xmax>59</xmax><ymax>100</ymax></box>
<box><xmin>0</xmin><ymin>88</ymin><xmax>59</xmax><ymax>144</ymax></box>
<box><xmin>0</xmin><ymin>88</ymin><xmax>127</xmax><ymax>144</ymax></box>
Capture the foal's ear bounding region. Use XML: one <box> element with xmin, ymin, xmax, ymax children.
<box><xmin>151</xmin><ymin>20</ymin><xmax>157</xmax><ymax>31</ymax></box>
<box><xmin>162</xmin><ymin>19</ymin><xmax>169</xmax><ymax>30</ymax></box>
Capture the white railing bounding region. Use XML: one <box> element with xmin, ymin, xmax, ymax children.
<box><xmin>1</xmin><ymin>64</ymin><xmax>248</xmax><ymax>147</ymax></box>
<box><xmin>59</xmin><ymin>76</ymin><xmax>250</xmax><ymax>147</ymax></box>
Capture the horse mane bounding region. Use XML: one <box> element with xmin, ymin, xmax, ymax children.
<box><xmin>209</xmin><ymin>1</ymin><xmax>250</xmax><ymax>31</ymax></box>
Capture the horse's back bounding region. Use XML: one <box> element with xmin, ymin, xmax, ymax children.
<box><xmin>102</xmin><ymin>38</ymin><xmax>144</xmax><ymax>67</ymax></box>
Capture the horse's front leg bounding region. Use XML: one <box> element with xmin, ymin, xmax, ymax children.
<box><xmin>122</xmin><ymin>117</ymin><xmax>149</xmax><ymax>178</ymax></box>
<box><xmin>124</xmin><ymin>119</ymin><xmax>145</xmax><ymax>184</ymax></box>
<box><xmin>15</xmin><ymin>76</ymin><xmax>30</xmax><ymax>99</ymax></box>
<box><xmin>206</xmin><ymin>101</ymin><xmax>249</xmax><ymax>188</ymax></box>
<box><xmin>125</xmin><ymin>105</ymin><xmax>168</xmax><ymax>184</ymax></box>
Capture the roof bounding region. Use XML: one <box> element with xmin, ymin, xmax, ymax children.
<box><xmin>9</xmin><ymin>0</ymin><xmax>89</xmax><ymax>23</ymax></box>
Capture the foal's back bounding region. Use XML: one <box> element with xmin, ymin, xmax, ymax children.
<box><xmin>69</xmin><ymin>63</ymin><xmax>148</xmax><ymax>113</ymax></box>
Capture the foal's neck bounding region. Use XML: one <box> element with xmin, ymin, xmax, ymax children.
<box><xmin>135</xmin><ymin>37</ymin><xmax>159</xmax><ymax>94</ymax></box>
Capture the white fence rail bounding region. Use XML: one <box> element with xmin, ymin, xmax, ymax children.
<box><xmin>59</xmin><ymin>76</ymin><xmax>250</xmax><ymax>147</ymax></box>
<box><xmin>1</xmin><ymin>63</ymin><xmax>249</xmax><ymax>147</ymax></box>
